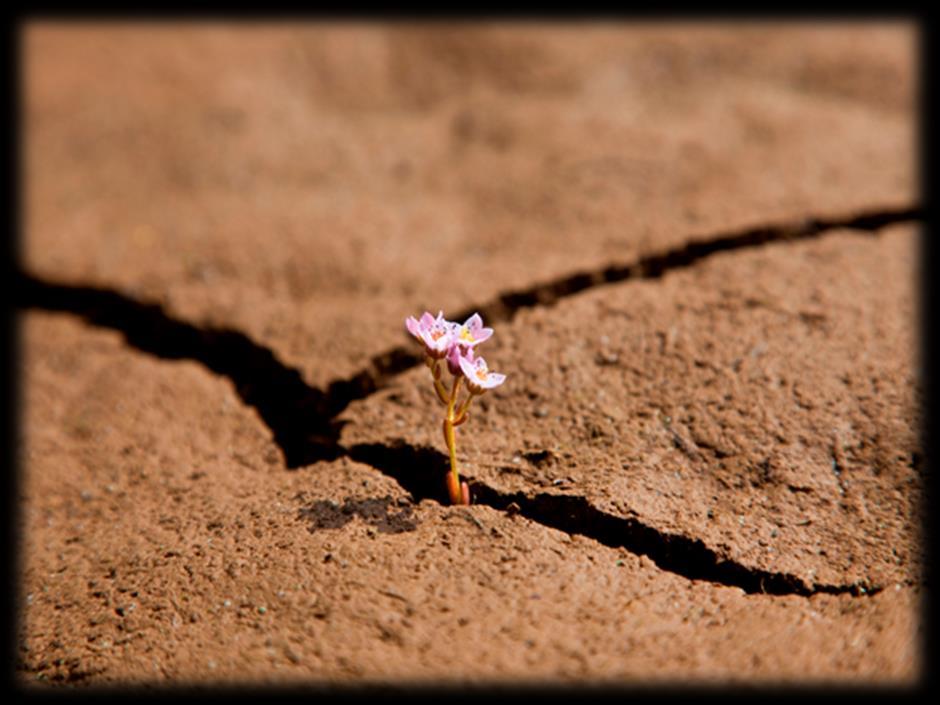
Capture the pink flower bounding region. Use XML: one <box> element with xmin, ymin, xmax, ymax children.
<box><xmin>446</xmin><ymin>340</ymin><xmax>472</xmax><ymax>376</ymax></box>
<box><xmin>458</xmin><ymin>353</ymin><xmax>506</xmax><ymax>394</ymax></box>
<box><xmin>452</xmin><ymin>313</ymin><xmax>493</xmax><ymax>350</ymax></box>
<box><xmin>405</xmin><ymin>311</ymin><xmax>456</xmax><ymax>359</ymax></box>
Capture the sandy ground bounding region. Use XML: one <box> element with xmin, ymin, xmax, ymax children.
<box><xmin>16</xmin><ymin>21</ymin><xmax>923</xmax><ymax>687</ymax></box>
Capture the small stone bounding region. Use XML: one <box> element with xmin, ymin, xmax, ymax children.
<box><xmin>258</xmin><ymin>606</ymin><xmax>267</xmax><ymax>615</ymax></box>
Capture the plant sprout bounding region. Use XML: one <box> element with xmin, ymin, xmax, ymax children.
<box><xmin>405</xmin><ymin>311</ymin><xmax>506</xmax><ymax>504</ymax></box>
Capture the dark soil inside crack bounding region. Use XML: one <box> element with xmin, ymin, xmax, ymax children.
<box><xmin>18</xmin><ymin>22</ymin><xmax>922</xmax><ymax>686</ymax></box>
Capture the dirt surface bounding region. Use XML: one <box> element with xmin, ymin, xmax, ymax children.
<box><xmin>17</xmin><ymin>21</ymin><xmax>923</xmax><ymax>687</ymax></box>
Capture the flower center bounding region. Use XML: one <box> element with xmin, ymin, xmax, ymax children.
<box><xmin>459</xmin><ymin>327</ymin><xmax>475</xmax><ymax>343</ymax></box>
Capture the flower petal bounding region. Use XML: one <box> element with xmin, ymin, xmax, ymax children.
<box><xmin>463</xmin><ymin>313</ymin><xmax>483</xmax><ymax>332</ymax></box>
<box><xmin>484</xmin><ymin>372</ymin><xmax>506</xmax><ymax>388</ymax></box>
<box><xmin>472</xmin><ymin>327</ymin><xmax>494</xmax><ymax>345</ymax></box>
<box><xmin>458</xmin><ymin>353</ymin><xmax>477</xmax><ymax>380</ymax></box>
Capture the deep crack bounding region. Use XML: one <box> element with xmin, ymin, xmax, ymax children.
<box><xmin>456</xmin><ymin>204</ymin><xmax>922</xmax><ymax>325</ymax></box>
<box><xmin>16</xmin><ymin>274</ymin><xmax>344</xmax><ymax>466</ymax></box>
<box><xmin>17</xmin><ymin>205</ymin><xmax>918</xmax><ymax>596</ymax></box>
<box><xmin>346</xmin><ymin>441</ymin><xmax>881</xmax><ymax>597</ymax></box>
<box><xmin>300</xmin><ymin>204</ymin><xmax>924</xmax><ymax>431</ymax></box>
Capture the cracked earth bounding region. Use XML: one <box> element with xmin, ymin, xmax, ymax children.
<box><xmin>17</xmin><ymin>22</ymin><xmax>923</xmax><ymax>686</ymax></box>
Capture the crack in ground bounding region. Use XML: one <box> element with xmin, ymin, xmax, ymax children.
<box><xmin>17</xmin><ymin>205</ymin><xmax>918</xmax><ymax>596</ymax></box>
<box><xmin>346</xmin><ymin>442</ymin><xmax>881</xmax><ymax>597</ymax></box>
<box><xmin>459</xmin><ymin>204</ymin><xmax>922</xmax><ymax>325</ymax></box>
<box><xmin>16</xmin><ymin>274</ymin><xmax>345</xmax><ymax>466</ymax></box>
<box><xmin>18</xmin><ymin>205</ymin><xmax>920</xmax><ymax>468</ymax></box>
<box><xmin>297</xmin><ymin>204</ymin><xmax>923</xmax><ymax>438</ymax></box>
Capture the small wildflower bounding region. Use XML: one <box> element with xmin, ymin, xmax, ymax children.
<box><xmin>458</xmin><ymin>353</ymin><xmax>506</xmax><ymax>394</ymax></box>
<box><xmin>405</xmin><ymin>310</ymin><xmax>455</xmax><ymax>359</ymax></box>
<box><xmin>453</xmin><ymin>313</ymin><xmax>493</xmax><ymax>350</ymax></box>
<box><xmin>403</xmin><ymin>310</ymin><xmax>506</xmax><ymax>505</ymax></box>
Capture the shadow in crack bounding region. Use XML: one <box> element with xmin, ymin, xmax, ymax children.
<box><xmin>342</xmin><ymin>440</ymin><xmax>879</xmax><ymax>596</ymax></box>
<box><xmin>469</xmin><ymin>486</ymin><xmax>878</xmax><ymax>596</ymax></box>
<box><xmin>455</xmin><ymin>205</ymin><xmax>923</xmax><ymax>326</ymax></box>
<box><xmin>16</xmin><ymin>272</ymin><xmax>354</xmax><ymax>467</ymax></box>
<box><xmin>346</xmin><ymin>442</ymin><xmax>452</xmax><ymax>506</ymax></box>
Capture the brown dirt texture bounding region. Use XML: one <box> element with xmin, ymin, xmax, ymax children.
<box><xmin>16</xmin><ymin>21</ymin><xmax>924</xmax><ymax>688</ymax></box>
